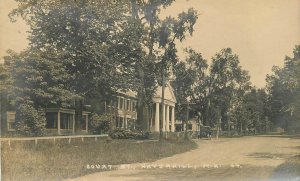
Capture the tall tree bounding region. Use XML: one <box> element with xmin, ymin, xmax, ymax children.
<box><xmin>9</xmin><ymin>0</ymin><xmax>133</xmax><ymax>132</ymax></box>
<box><xmin>266</xmin><ymin>45</ymin><xmax>300</xmax><ymax>132</ymax></box>
<box><xmin>3</xmin><ymin>48</ymin><xmax>79</xmax><ymax>136</ymax></box>
<box><xmin>173</xmin><ymin>48</ymin><xmax>208</xmax><ymax>125</ymax></box>
<box><xmin>207</xmin><ymin>48</ymin><xmax>251</xmax><ymax>136</ymax></box>
<box><xmin>124</xmin><ymin>1</ymin><xmax>198</xmax><ymax>130</ymax></box>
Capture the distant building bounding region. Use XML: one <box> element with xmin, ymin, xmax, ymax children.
<box><xmin>1</xmin><ymin>106</ymin><xmax>90</xmax><ymax>136</ymax></box>
<box><xmin>175</xmin><ymin>118</ymin><xmax>200</xmax><ymax>132</ymax></box>
<box><xmin>114</xmin><ymin>90</ymin><xmax>138</xmax><ymax>129</ymax></box>
<box><xmin>110</xmin><ymin>82</ymin><xmax>177</xmax><ymax>132</ymax></box>
<box><xmin>150</xmin><ymin>83</ymin><xmax>176</xmax><ymax>132</ymax></box>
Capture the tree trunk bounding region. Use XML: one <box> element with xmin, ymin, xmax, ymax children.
<box><xmin>216</xmin><ymin>117</ymin><xmax>221</xmax><ymax>139</ymax></box>
<box><xmin>136</xmin><ymin>67</ymin><xmax>150</xmax><ymax>131</ymax></box>
<box><xmin>240</xmin><ymin>120</ymin><xmax>243</xmax><ymax>135</ymax></box>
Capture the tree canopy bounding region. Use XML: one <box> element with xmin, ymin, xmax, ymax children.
<box><xmin>266</xmin><ymin>45</ymin><xmax>300</xmax><ymax>132</ymax></box>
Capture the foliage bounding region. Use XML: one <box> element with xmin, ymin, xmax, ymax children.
<box><xmin>12</xmin><ymin>1</ymin><xmax>129</xmax><ymax>97</ymax></box>
<box><xmin>109</xmin><ymin>128</ymin><xmax>150</xmax><ymax>139</ymax></box>
<box><xmin>206</xmin><ymin>48</ymin><xmax>251</xmax><ymax>131</ymax></box>
<box><xmin>8</xmin><ymin>0</ymin><xmax>134</xmax><ymax>133</ymax></box>
<box><xmin>228</xmin><ymin>88</ymin><xmax>270</xmax><ymax>134</ymax></box>
<box><xmin>0</xmin><ymin>58</ymin><xmax>13</xmax><ymax>92</ymax></box>
<box><xmin>89</xmin><ymin>113</ymin><xmax>112</xmax><ymax>134</ymax></box>
<box><xmin>7</xmin><ymin>49</ymin><xmax>77</xmax><ymax>108</ymax></box>
<box><xmin>14</xmin><ymin>102</ymin><xmax>46</xmax><ymax>136</ymax></box>
<box><xmin>172</xmin><ymin>48</ymin><xmax>257</xmax><ymax>135</ymax></box>
<box><xmin>266</xmin><ymin>45</ymin><xmax>300</xmax><ymax>132</ymax></box>
<box><xmin>9</xmin><ymin>0</ymin><xmax>198</xmax><ymax>132</ymax></box>
<box><xmin>2</xmin><ymin>49</ymin><xmax>77</xmax><ymax>136</ymax></box>
<box><xmin>173</xmin><ymin>48</ymin><xmax>208</xmax><ymax>122</ymax></box>
<box><xmin>124</xmin><ymin>1</ymin><xmax>198</xmax><ymax>130</ymax></box>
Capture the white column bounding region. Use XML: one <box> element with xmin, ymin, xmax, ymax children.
<box><xmin>171</xmin><ymin>106</ymin><xmax>175</xmax><ymax>132</ymax></box>
<box><xmin>125</xmin><ymin>117</ymin><xmax>128</xmax><ymax>129</ymax></box>
<box><xmin>155</xmin><ymin>102</ymin><xmax>159</xmax><ymax>131</ymax></box>
<box><xmin>166</xmin><ymin>105</ymin><xmax>170</xmax><ymax>132</ymax></box>
<box><xmin>162</xmin><ymin>104</ymin><xmax>165</xmax><ymax>132</ymax></box>
<box><xmin>57</xmin><ymin>111</ymin><xmax>61</xmax><ymax>135</ymax></box>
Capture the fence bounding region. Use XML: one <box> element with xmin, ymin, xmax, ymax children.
<box><xmin>0</xmin><ymin>134</ymin><xmax>109</xmax><ymax>146</ymax></box>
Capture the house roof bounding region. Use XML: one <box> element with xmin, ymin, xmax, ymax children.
<box><xmin>153</xmin><ymin>82</ymin><xmax>176</xmax><ymax>104</ymax></box>
<box><xmin>116</xmin><ymin>90</ymin><xmax>137</xmax><ymax>98</ymax></box>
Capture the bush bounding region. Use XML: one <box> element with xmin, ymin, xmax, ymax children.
<box><xmin>89</xmin><ymin>113</ymin><xmax>112</xmax><ymax>134</ymax></box>
<box><xmin>15</xmin><ymin>103</ymin><xmax>46</xmax><ymax>136</ymax></box>
<box><xmin>109</xmin><ymin>128</ymin><xmax>150</xmax><ymax>139</ymax></box>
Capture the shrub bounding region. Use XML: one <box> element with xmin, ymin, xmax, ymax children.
<box><xmin>109</xmin><ymin>128</ymin><xmax>150</xmax><ymax>139</ymax></box>
<box><xmin>89</xmin><ymin>113</ymin><xmax>112</xmax><ymax>134</ymax></box>
<box><xmin>15</xmin><ymin>103</ymin><xmax>46</xmax><ymax>136</ymax></box>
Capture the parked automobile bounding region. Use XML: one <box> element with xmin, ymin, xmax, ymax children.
<box><xmin>198</xmin><ymin>126</ymin><xmax>212</xmax><ymax>139</ymax></box>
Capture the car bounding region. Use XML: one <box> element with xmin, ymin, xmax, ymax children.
<box><xmin>198</xmin><ymin>126</ymin><xmax>212</xmax><ymax>139</ymax></box>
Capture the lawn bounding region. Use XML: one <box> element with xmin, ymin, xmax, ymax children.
<box><xmin>1</xmin><ymin>137</ymin><xmax>197</xmax><ymax>181</ymax></box>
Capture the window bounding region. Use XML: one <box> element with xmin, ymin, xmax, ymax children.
<box><xmin>175</xmin><ymin>125</ymin><xmax>182</xmax><ymax>132</ymax></box>
<box><xmin>117</xmin><ymin>117</ymin><xmax>124</xmax><ymax>128</ymax></box>
<box><xmin>127</xmin><ymin>100</ymin><xmax>130</xmax><ymax>111</ymax></box>
<box><xmin>46</xmin><ymin>112</ymin><xmax>58</xmax><ymax>129</ymax></box>
<box><xmin>187</xmin><ymin>124</ymin><xmax>193</xmax><ymax>130</ymax></box>
<box><xmin>116</xmin><ymin>117</ymin><xmax>119</xmax><ymax>128</ymax></box>
<box><xmin>119</xmin><ymin>98</ymin><xmax>124</xmax><ymax>109</ymax></box>
<box><xmin>132</xmin><ymin>101</ymin><xmax>136</xmax><ymax>112</ymax></box>
<box><xmin>60</xmin><ymin>113</ymin><xmax>73</xmax><ymax>129</ymax></box>
<box><xmin>81</xmin><ymin>114</ymin><xmax>88</xmax><ymax>130</ymax></box>
<box><xmin>7</xmin><ymin>112</ymin><xmax>15</xmax><ymax>131</ymax></box>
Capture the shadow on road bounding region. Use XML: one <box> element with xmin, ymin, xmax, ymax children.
<box><xmin>246</xmin><ymin>152</ymin><xmax>291</xmax><ymax>160</ymax></box>
<box><xmin>271</xmin><ymin>154</ymin><xmax>300</xmax><ymax>181</ymax></box>
<box><xmin>256</xmin><ymin>134</ymin><xmax>300</xmax><ymax>139</ymax></box>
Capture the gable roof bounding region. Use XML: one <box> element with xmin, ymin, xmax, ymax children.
<box><xmin>153</xmin><ymin>82</ymin><xmax>176</xmax><ymax>104</ymax></box>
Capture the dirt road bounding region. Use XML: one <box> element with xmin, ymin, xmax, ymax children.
<box><xmin>69</xmin><ymin>135</ymin><xmax>300</xmax><ymax>181</ymax></box>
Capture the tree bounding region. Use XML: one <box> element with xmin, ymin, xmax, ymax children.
<box><xmin>206</xmin><ymin>48</ymin><xmax>251</xmax><ymax>136</ymax></box>
<box><xmin>10</xmin><ymin>0</ymin><xmax>198</xmax><ymax>134</ymax></box>
<box><xmin>173</xmin><ymin>49</ymin><xmax>208</xmax><ymax>128</ymax></box>
<box><xmin>237</xmin><ymin>88</ymin><xmax>270</xmax><ymax>134</ymax></box>
<box><xmin>9</xmin><ymin>0</ymin><xmax>133</xmax><ymax>132</ymax></box>
<box><xmin>3</xmin><ymin>48</ymin><xmax>79</xmax><ymax>135</ymax></box>
<box><xmin>172</xmin><ymin>48</ymin><xmax>207</xmax><ymax>139</ymax></box>
<box><xmin>126</xmin><ymin>1</ymin><xmax>198</xmax><ymax>132</ymax></box>
<box><xmin>0</xmin><ymin>55</ymin><xmax>14</xmax><ymax>135</ymax></box>
<box><xmin>266</xmin><ymin>45</ymin><xmax>300</xmax><ymax>132</ymax></box>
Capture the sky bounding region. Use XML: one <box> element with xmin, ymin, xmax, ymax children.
<box><xmin>0</xmin><ymin>0</ymin><xmax>299</xmax><ymax>88</ymax></box>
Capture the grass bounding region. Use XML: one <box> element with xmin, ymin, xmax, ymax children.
<box><xmin>1</xmin><ymin>137</ymin><xmax>197</xmax><ymax>181</ymax></box>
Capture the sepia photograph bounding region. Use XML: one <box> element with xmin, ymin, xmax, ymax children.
<box><xmin>0</xmin><ymin>0</ymin><xmax>299</xmax><ymax>180</ymax></box>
